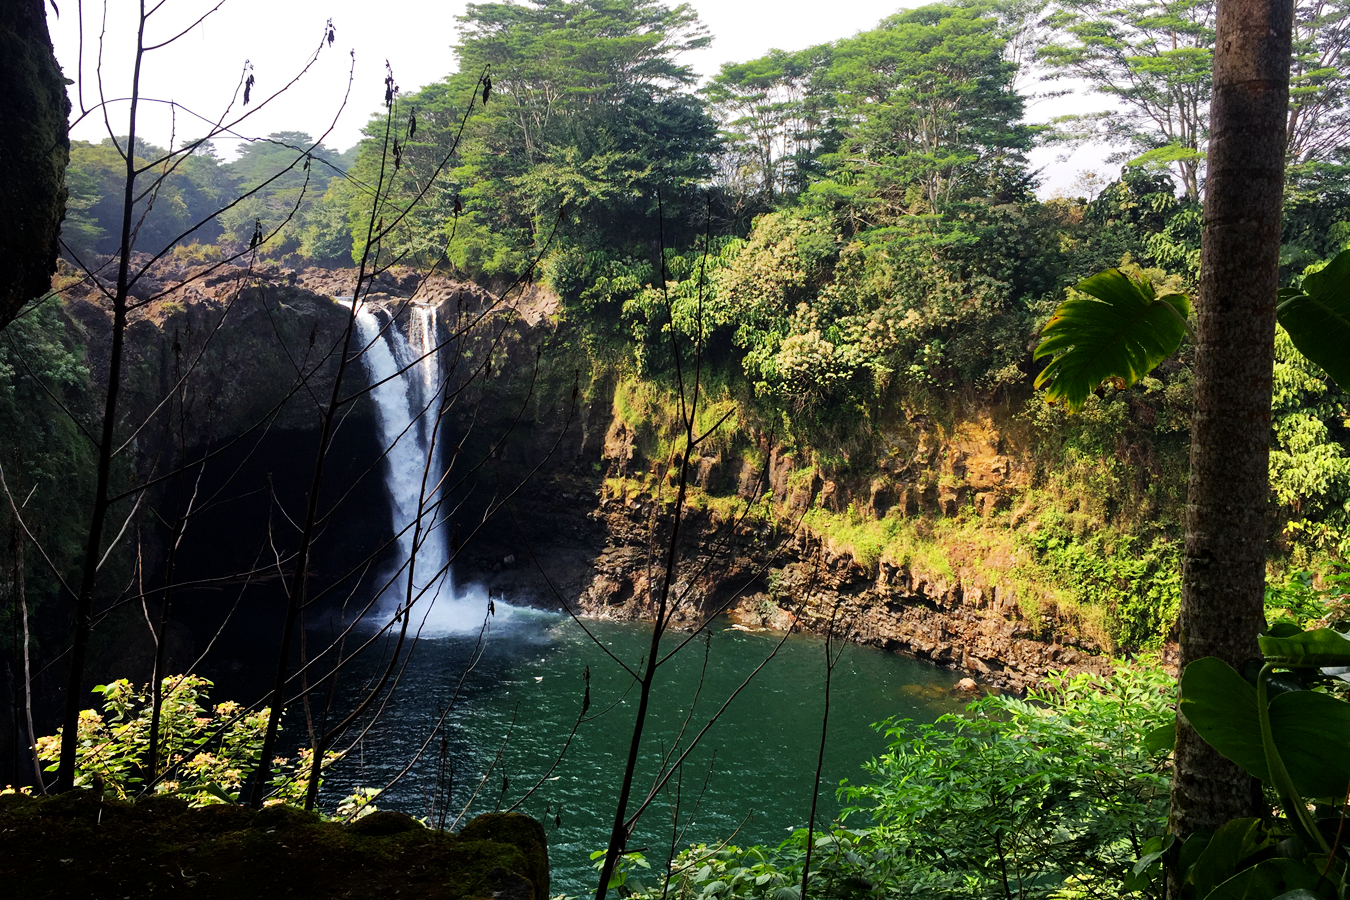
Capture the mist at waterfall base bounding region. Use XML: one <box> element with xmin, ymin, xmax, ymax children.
<box><xmin>351</xmin><ymin>300</ymin><xmax>519</xmax><ymax>636</ymax></box>
<box><xmin>335</xmin><ymin>301</ymin><xmax>967</xmax><ymax>893</ymax></box>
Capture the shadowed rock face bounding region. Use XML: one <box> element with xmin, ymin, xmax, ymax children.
<box><xmin>0</xmin><ymin>0</ymin><xmax>69</xmax><ymax>329</ymax></box>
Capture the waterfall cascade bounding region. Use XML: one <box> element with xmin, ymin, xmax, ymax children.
<box><xmin>352</xmin><ymin>301</ymin><xmax>498</xmax><ymax>635</ymax></box>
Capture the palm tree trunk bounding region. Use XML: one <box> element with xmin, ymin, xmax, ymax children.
<box><xmin>1167</xmin><ymin>0</ymin><xmax>1294</xmax><ymax>884</ymax></box>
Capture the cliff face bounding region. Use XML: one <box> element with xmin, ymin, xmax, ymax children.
<box><xmin>44</xmin><ymin>260</ymin><xmax>1116</xmax><ymax>695</ymax></box>
<box><xmin>0</xmin><ymin>0</ymin><xmax>69</xmax><ymax>329</ymax></box>
<box><xmin>421</xmin><ymin>287</ymin><xmax>1120</xmax><ymax>691</ymax></box>
<box><xmin>61</xmin><ymin>259</ymin><xmax>362</xmax><ymax>435</ymax></box>
<box><xmin>43</xmin><ymin>261</ymin><xmax>393</xmax><ymax>698</ymax></box>
<box><xmin>558</xmin><ymin>486</ymin><xmax>1111</xmax><ymax>693</ymax></box>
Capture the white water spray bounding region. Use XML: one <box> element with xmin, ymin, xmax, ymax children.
<box><xmin>352</xmin><ymin>302</ymin><xmax>502</xmax><ymax>635</ymax></box>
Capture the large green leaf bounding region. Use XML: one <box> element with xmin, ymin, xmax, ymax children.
<box><xmin>1180</xmin><ymin>658</ymin><xmax>1350</xmax><ymax>798</ymax></box>
<box><xmin>1203</xmin><ymin>857</ymin><xmax>1328</xmax><ymax>900</ymax></box>
<box><xmin>1034</xmin><ymin>268</ymin><xmax>1192</xmax><ymax>411</ymax></box>
<box><xmin>1267</xmin><ymin>690</ymin><xmax>1350</xmax><ymax>798</ymax></box>
<box><xmin>1258</xmin><ymin>628</ymin><xmax>1350</xmax><ymax>668</ymax></box>
<box><xmin>1143</xmin><ymin>720</ymin><xmax>1177</xmax><ymax>753</ymax></box>
<box><xmin>1278</xmin><ymin>248</ymin><xmax>1350</xmax><ymax>393</ymax></box>
<box><xmin>1180</xmin><ymin>658</ymin><xmax>1267</xmax><ymax>778</ymax></box>
<box><xmin>1186</xmin><ymin>818</ymin><xmax>1271</xmax><ymax>900</ymax></box>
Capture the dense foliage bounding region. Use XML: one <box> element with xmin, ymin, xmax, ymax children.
<box><xmin>59</xmin><ymin>134</ymin><xmax>352</xmax><ymax>264</ymax></box>
<box><xmin>0</xmin><ymin>296</ymin><xmax>96</xmax><ymax>631</ymax></box>
<box><xmin>31</xmin><ymin>0</ymin><xmax>1350</xmax><ymax>653</ymax></box>
<box><xmin>33</xmin><ymin>676</ymin><xmax>317</xmax><ymax>806</ymax></box>
<box><xmin>1159</xmin><ymin>625</ymin><xmax>1350</xmax><ymax>899</ymax></box>
<box><xmin>624</xmin><ymin>666</ymin><xmax>1173</xmax><ymax>900</ymax></box>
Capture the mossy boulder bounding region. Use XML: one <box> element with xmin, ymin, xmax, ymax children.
<box><xmin>0</xmin><ymin>0</ymin><xmax>69</xmax><ymax>329</ymax></box>
<box><xmin>459</xmin><ymin>812</ymin><xmax>551</xmax><ymax>900</ymax></box>
<box><xmin>348</xmin><ymin>809</ymin><xmax>424</xmax><ymax>836</ymax></box>
<box><xmin>0</xmin><ymin>794</ymin><xmax>551</xmax><ymax>900</ymax></box>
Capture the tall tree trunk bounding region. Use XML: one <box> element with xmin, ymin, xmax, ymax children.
<box><xmin>1167</xmin><ymin>0</ymin><xmax>1293</xmax><ymax>883</ymax></box>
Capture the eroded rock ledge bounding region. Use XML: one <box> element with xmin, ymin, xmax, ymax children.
<box><xmin>551</xmin><ymin>495</ymin><xmax>1111</xmax><ymax>693</ymax></box>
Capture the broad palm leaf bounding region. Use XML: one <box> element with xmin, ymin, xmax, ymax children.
<box><xmin>1033</xmin><ymin>268</ymin><xmax>1192</xmax><ymax>411</ymax></box>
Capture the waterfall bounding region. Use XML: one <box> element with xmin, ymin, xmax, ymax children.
<box><xmin>352</xmin><ymin>302</ymin><xmax>496</xmax><ymax>635</ymax></box>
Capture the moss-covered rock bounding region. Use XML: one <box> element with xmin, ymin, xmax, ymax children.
<box><xmin>458</xmin><ymin>812</ymin><xmax>551</xmax><ymax>900</ymax></box>
<box><xmin>0</xmin><ymin>0</ymin><xmax>69</xmax><ymax>329</ymax></box>
<box><xmin>347</xmin><ymin>809</ymin><xmax>424</xmax><ymax>836</ymax></box>
<box><xmin>0</xmin><ymin>794</ymin><xmax>551</xmax><ymax>900</ymax></box>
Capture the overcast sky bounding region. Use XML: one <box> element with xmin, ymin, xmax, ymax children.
<box><xmin>46</xmin><ymin>0</ymin><xmax>1110</xmax><ymax>196</ymax></box>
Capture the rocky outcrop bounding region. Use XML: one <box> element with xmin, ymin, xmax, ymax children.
<box><xmin>776</xmin><ymin>547</ymin><xmax>1111</xmax><ymax>689</ymax></box>
<box><xmin>559</xmin><ymin>493</ymin><xmax>1109</xmax><ymax>692</ymax></box>
<box><xmin>0</xmin><ymin>793</ymin><xmax>551</xmax><ymax>900</ymax></box>
<box><xmin>0</xmin><ymin>0</ymin><xmax>70</xmax><ymax>329</ymax></box>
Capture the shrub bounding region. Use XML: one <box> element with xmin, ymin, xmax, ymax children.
<box><xmin>842</xmin><ymin>665</ymin><xmax>1173</xmax><ymax>899</ymax></box>
<box><xmin>35</xmin><ymin>675</ymin><xmax>321</xmax><ymax>806</ymax></box>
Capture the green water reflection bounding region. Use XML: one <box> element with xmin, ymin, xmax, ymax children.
<box><xmin>321</xmin><ymin>613</ymin><xmax>968</xmax><ymax>894</ymax></box>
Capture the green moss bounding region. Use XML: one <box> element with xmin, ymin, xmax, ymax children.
<box><xmin>459</xmin><ymin>812</ymin><xmax>550</xmax><ymax>900</ymax></box>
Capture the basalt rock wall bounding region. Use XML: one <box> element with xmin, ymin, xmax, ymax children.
<box><xmin>0</xmin><ymin>0</ymin><xmax>69</xmax><ymax>329</ymax></box>
<box><xmin>47</xmin><ymin>260</ymin><xmax>1112</xmax><ymax>696</ymax></box>
<box><xmin>549</xmin><ymin>496</ymin><xmax>1109</xmax><ymax>693</ymax></box>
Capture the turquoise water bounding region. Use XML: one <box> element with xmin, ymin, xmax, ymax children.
<box><xmin>318</xmin><ymin>612</ymin><xmax>967</xmax><ymax>894</ymax></box>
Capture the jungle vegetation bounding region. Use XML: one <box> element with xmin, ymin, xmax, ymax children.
<box><xmin>8</xmin><ymin>0</ymin><xmax>1350</xmax><ymax>896</ymax></box>
<box><xmin>18</xmin><ymin>0</ymin><xmax>1350</xmax><ymax>660</ymax></box>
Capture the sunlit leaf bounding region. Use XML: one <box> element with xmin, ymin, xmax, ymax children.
<box><xmin>1258</xmin><ymin>628</ymin><xmax>1350</xmax><ymax>668</ymax></box>
<box><xmin>1143</xmin><ymin>721</ymin><xmax>1176</xmax><ymax>753</ymax></box>
<box><xmin>1034</xmin><ymin>268</ymin><xmax>1191</xmax><ymax>411</ymax></box>
<box><xmin>1203</xmin><ymin>857</ymin><xmax>1326</xmax><ymax>900</ymax></box>
<box><xmin>1186</xmin><ymin>818</ymin><xmax>1270</xmax><ymax>900</ymax></box>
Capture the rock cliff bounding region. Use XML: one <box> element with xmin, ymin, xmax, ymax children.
<box><xmin>50</xmin><ymin>259</ymin><xmax>1119</xmax><ymax>695</ymax></box>
<box><xmin>1</xmin><ymin>0</ymin><xmax>69</xmax><ymax>329</ymax></box>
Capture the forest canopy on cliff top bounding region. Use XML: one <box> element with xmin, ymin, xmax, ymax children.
<box><xmin>18</xmin><ymin>0</ymin><xmax>1350</xmax><ymax>657</ymax></box>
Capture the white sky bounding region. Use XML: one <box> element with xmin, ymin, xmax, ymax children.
<box><xmin>46</xmin><ymin>0</ymin><xmax>1111</xmax><ymax>196</ymax></box>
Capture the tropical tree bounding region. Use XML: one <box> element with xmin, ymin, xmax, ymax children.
<box><xmin>61</xmin><ymin>139</ymin><xmax>227</xmax><ymax>259</ymax></box>
<box><xmin>352</xmin><ymin>0</ymin><xmax>720</xmax><ymax>276</ymax></box>
<box><xmin>703</xmin><ymin>45</ymin><xmax>833</xmax><ymax>204</ymax></box>
<box><xmin>1040</xmin><ymin>0</ymin><xmax>1215</xmax><ymax>201</ymax></box>
<box><xmin>1286</xmin><ymin>0</ymin><xmax>1350</xmax><ymax>169</ymax></box>
<box><xmin>1033</xmin><ymin>0</ymin><xmax>1297</xmax><ymax>885</ymax></box>
<box><xmin>819</xmin><ymin>2</ymin><xmax>1032</xmax><ymax>216</ymax></box>
<box><xmin>218</xmin><ymin>131</ymin><xmax>347</xmax><ymax>252</ymax></box>
<box><xmin>1041</xmin><ymin>0</ymin><xmax>1350</xmax><ymax>198</ymax></box>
